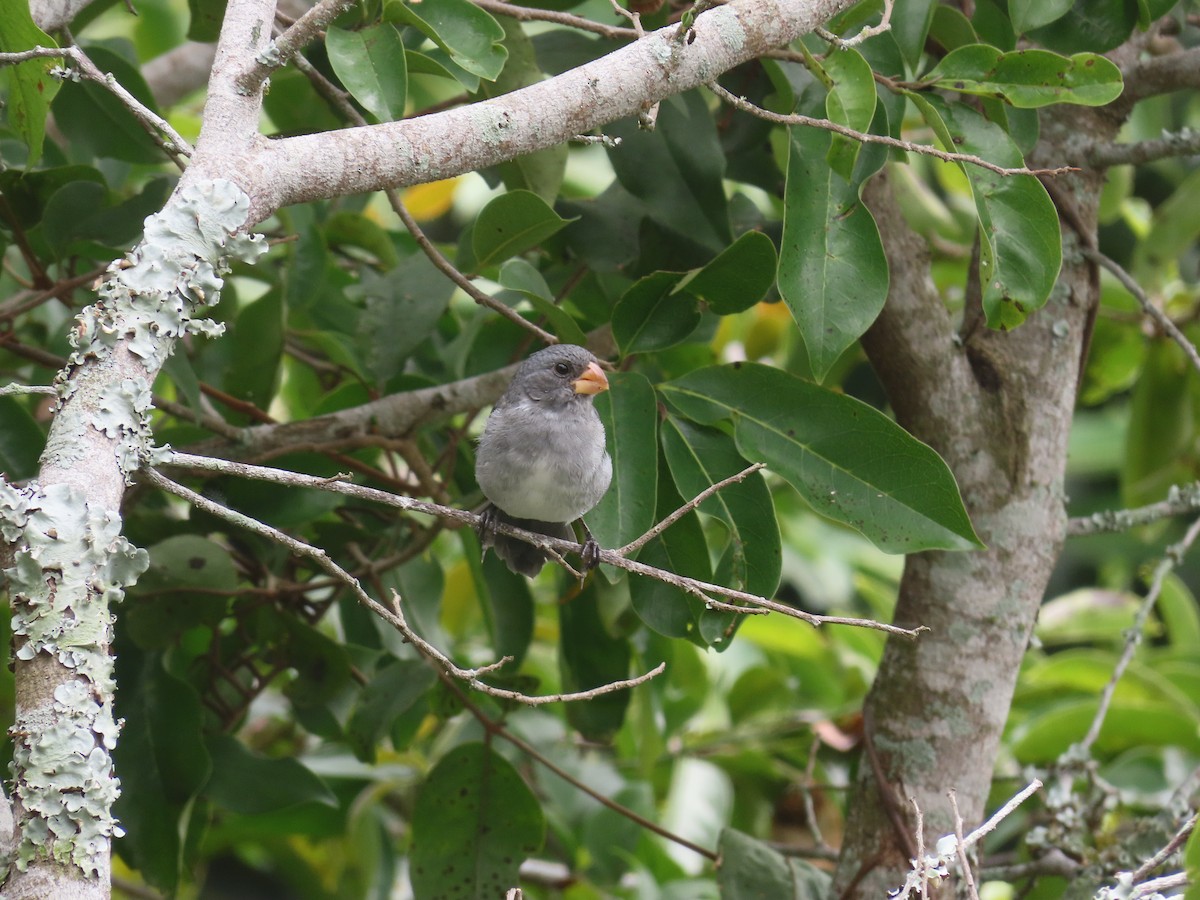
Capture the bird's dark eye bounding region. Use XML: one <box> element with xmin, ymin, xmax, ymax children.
<box><xmin>553</xmin><ymin>362</ymin><xmax>570</xmax><ymax>376</ymax></box>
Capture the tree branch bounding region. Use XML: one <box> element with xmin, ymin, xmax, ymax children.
<box><xmin>159</xmin><ymin>450</ymin><xmax>925</xmax><ymax>639</ymax></box>
<box><xmin>242</xmin><ymin>0</ymin><xmax>862</xmax><ymax>222</ymax></box>
<box><xmin>1067</xmin><ymin>482</ymin><xmax>1200</xmax><ymax>536</ymax></box>
<box><xmin>1086</xmin><ymin>128</ymin><xmax>1200</xmax><ymax>169</ymax></box>
<box><xmin>706</xmin><ymin>82</ymin><xmax>1076</xmax><ymax>178</ymax></box>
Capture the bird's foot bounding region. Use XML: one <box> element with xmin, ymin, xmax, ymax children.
<box><xmin>478</xmin><ymin>503</ymin><xmax>500</xmax><ymax>553</ymax></box>
<box><xmin>576</xmin><ymin>518</ymin><xmax>602</xmax><ymax>574</ymax></box>
<box><xmin>579</xmin><ymin>537</ymin><xmax>602</xmax><ymax>572</ymax></box>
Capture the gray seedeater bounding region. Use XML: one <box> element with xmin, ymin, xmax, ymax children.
<box><xmin>475</xmin><ymin>345</ymin><xmax>612</xmax><ymax>577</ymax></box>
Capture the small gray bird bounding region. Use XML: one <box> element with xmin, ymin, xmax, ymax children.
<box><xmin>475</xmin><ymin>345</ymin><xmax>613</xmax><ymax>577</ymax></box>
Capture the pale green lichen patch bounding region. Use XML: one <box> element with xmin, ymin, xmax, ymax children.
<box><xmin>94</xmin><ymin>377</ymin><xmax>155</xmax><ymax>483</ymax></box>
<box><xmin>66</xmin><ymin>179</ymin><xmax>266</xmax><ymax>376</ymax></box>
<box><xmin>2</xmin><ymin>481</ymin><xmax>148</xmax><ymax>876</ymax></box>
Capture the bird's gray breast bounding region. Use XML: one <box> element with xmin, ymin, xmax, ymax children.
<box><xmin>476</xmin><ymin>399</ymin><xmax>612</xmax><ymax>523</ymax></box>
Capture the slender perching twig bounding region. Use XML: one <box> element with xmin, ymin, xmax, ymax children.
<box><xmin>815</xmin><ymin>0</ymin><xmax>893</xmax><ymax>48</ymax></box>
<box><xmin>1082</xmin><ymin>246</ymin><xmax>1200</xmax><ymax>379</ymax></box>
<box><xmin>618</xmin><ymin>462</ymin><xmax>765</xmax><ymax>555</ymax></box>
<box><xmin>0</xmin><ymin>45</ymin><xmax>192</xmax><ymax>161</ymax></box>
<box><xmin>706</xmin><ymin>82</ymin><xmax>1077</xmax><ymax>178</ymax></box>
<box><xmin>1125</xmin><ymin>811</ymin><xmax>1197</xmax><ymax>885</ymax></box>
<box><xmin>800</xmin><ymin>734</ymin><xmax>831</xmax><ymax>852</ymax></box>
<box><xmin>1068</xmin><ymin>482</ymin><xmax>1200</xmax><ymax>536</ymax></box>
<box><xmin>948</xmin><ymin>790</ymin><xmax>980</xmax><ymax>900</ymax></box>
<box><xmin>160</xmin><ymin>450</ymin><xmax>926</xmax><ymax>639</ymax></box>
<box><xmin>1078</xmin><ymin>514</ymin><xmax>1200</xmax><ymax>755</ymax></box>
<box><xmin>386</xmin><ymin>592</ymin><xmax>666</xmax><ymax>703</ymax></box>
<box><xmin>145</xmin><ymin>467</ymin><xmax>663</xmax><ymax>705</ymax></box>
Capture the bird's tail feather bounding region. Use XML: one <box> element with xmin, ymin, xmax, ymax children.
<box><xmin>482</xmin><ymin>511</ymin><xmax>573</xmax><ymax>578</ymax></box>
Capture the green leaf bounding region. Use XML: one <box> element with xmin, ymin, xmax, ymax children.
<box><xmin>661</xmin><ymin>417</ymin><xmax>781</xmax><ymax>598</ymax></box>
<box><xmin>52</xmin><ymin>45</ymin><xmax>164</xmax><ymax>164</ymax></box>
<box><xmin>1158</xmin><ymin>575</ymin><xmax>1200</xmax><ymax>650</ymax></box>
<box><xmin>927</xmin><ymin>45</ymin><xmax>1123</xmax><ymax>108</ymax></box>
<box><xmin>717</xmin><ymin>828</ymin><xmax>831</xmax><ymax>899</ymax></box>
<box><xmin>327</xmin><ymin>24</ymin><xmax>408</xmax><ymax>122</ymax></box>
<box><xmin>326</xmin><ymin>211</ymin><xmax>402</xmax><ymax>269</ymax></box>
<box><xmin>612</xmin><ymin>272</ymin><xmax>701</xmax><ymax>355</ymax></box>
<box><xmin>42</xmin><ymin>176</ymin><xmax>173</xmax><ymax>259</ymax></box>
<box><xmin>589</xmin><ymin>372</ymin><xmax>659</xmax><ymax>556</ymax></box>
<box><xmin>204</xmin><ymin>734</ymin><xmax>337</xmax><ymax>814</ymax></box>
<box><xmin>823</xmin><ymin>48</ymin><xmax>877</xmax><ymax>179</ymax></box>
<box><xmin>0</xmin><ymin>0</ymin><xmax>61</xmax><ymax>163</ymax></box>
<box><xmin>476</xmin><ymin>550</ymin><xmax>535</xmax><ymax>670</ymax></box>
<box><xmin>778</xmin><ymin>122</ymin><xmax>888</xmax><ymax>381</ymax></box>
<box><xmin>471</xmin><ymin>189</ymin><xmax>574</xmax><ymax>270</ymax></box>
<box><xmin>386</xmin><ymin>0</ymin><xmax>507</xmax><ymax>81</ymax></box>
<box><xmin>1013</xmin><ymin>698</ymin><xmax>1200</xmax><ymax>763</ymax></box>
<box><xmin>1029</xmin><ymin>0</ymin><xmax>1139</xmax><ymax>55</ymax></box>
<box><xmin>0</xmin><ymin>397</ymin><xmax>43</xmax><ymax>481</ymax></box>
<box><xmin>1009</xmin><ymin>0</ymin><xmax>1073</xmax><ymax>32</ymax></box>
<box><xmin>560</xmin><ymin>578</ymin><xmax>633</xmax><ymax>740</ymax></box>
<box><xmin>124</xmin><ymin>536</ymin><xmax>235</xmax><ymax>649</ymax></box>
<box><xmin>1122</xmin><ymin>340</ymin><xmax>1196</xmax><ymax>506</ymax></box>
<box><xmin>349</xmin><ymin>253</ymin><xmax>455</xmax><ymax>386</ymax></box>
<box><xmin>630</xmin><ymin>461</ymin><xmax>715</xmax><ymax>645</ymax></box>
<box><xmin>1134</xmin><ymin>167</ymin><xmax>1200</xmax><ymax>283</ymax></box>
<box><xmin>605</xmin><ymin>90</ymin><xmax>731</xmax><ymax>252</ymax></box>
<box><xmin>226</xmin><ymin>289</ymin><xmax>284</xmax><ymax>409</ymax></box>
<box><xmin>187</xmin><ymin>0</ymin><xmax>227</xmax><ymax>41</ymax></box>
<box><xmin>497</xmin><ymin>258</ymin><xmax>587</xmax><ymax>345</ymax></box>
<box><xmin>909</xmin><ymin>94</ymin><xmax>1061</xmax><ymax>329</ymax></box>
<box><xmin>681</xmin><ymin>230</ymin><xmax>777</xmax><ymax>315</ymax></box>
<box><xmin>660</xmin><ymin>364</ymin><xmax>983</xmax><ymax>553</ymax></box>
<box><xmin>346</xmin><ymin>660</ymin><xmax>436</xmax><ymax>763</ymax></box>
<box><xmin>113</xmin><ymin>644</ymin><xmax>211</xmax><ymax>895</ymax></box>
<box><xmin>411</xmin><ymin>743</ymin><xmax>545</xmax><ymax>900</ymax></box>
<box><xmin>890</xmin><ymin>0</ymin><xmax>938</xmax><ymax>71</ymax></box>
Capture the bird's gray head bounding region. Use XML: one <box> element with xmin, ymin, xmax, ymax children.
<box><xmin>504</xmin><ymin>345</ymin><xmax>609</xmax><ymax>408</ymax></box>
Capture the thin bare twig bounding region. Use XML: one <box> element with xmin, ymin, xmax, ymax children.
<box><xmin>1078</xmin><ymin>515</ymin><xmax>1200</xmax><ymax>755</ymax></box>
<box><xmin>815</xmin><ymin>0</ymin><xmax>893</xmax><ymax>48</ymax></box>
<box><xmin>1068</xmin><ymin>482</ymin><xmax>1200</xmax><ymax>536</ymax></box>
<box><xmin>161</xmin><ymin>450</ymin><xmax>925</xmax><ymax>638</ymax></box>
<box><xmin>289</xmin><ymin>41</ymin><xmax>559</xmax><ymax>346</ymax></box>
<box><xmin>146</xmin><ymin>468</ymin><xmax>662</xmax><ymax>705</ymax></box>
<box><xmin>618</xmin><ymin>462</ymin><xmax>765</xmax><ymax>555</ymax></box>
<box><xmin>707</xmin><ymin>82</ymin><xmax>1076</xmax><ymax>178</ymax></box>
<box><xmin>2</xmin><ymin>44</ymin><xmax>192</xmax><ymax>161</ymax></box>
<box><xmin>238</xmin><ymin>0</ymin><xmax>357</xmax><ymax>91</ymax></box>
<box><xmin>1127</xmin><ymin>811</ymin><xmax>1197</xmax><ymax>884</ymax></box>
<box><xmin>1082</xmin><ymin>246</ymin><xmax>1200</xmax><ymax>379</ymax></box>
<box><xmin>470</xmin><ymin>0</ymin><xmax>638</xmax><ymax>41</ymax></box>
<box><xmin>387</xmin><ymin>592</ymin><xmax>664</xmax><ymax>703</ymax></box>
<box><xmin>1087</xmin><ymin>128</ymin><xmax>1200</xmax><ymax>169</ymax></box>
<box><xmin>948</xmin><ymin>790</ymin><xmax>980</xmax><ymax>900</ymax></box>
<box><xmin>800</xmin><ymin>733</ymin><xmax>831</xmax><ymax>852</ymax></box>
<box><xmin>391</xmin><ymin>195</ymin><xmax>559</xmax><ymax>346</ymax></box>
<box><xmin>912</xmin><ymin>797</ymin><xmax>927</xmax><ymax>899</ymax></box>
<box><xmin>892</xmin><ymin>780</ymin><xmax>1043</xmax><ymax>900</ymax></box>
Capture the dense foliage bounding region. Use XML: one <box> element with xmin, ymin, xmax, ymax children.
<box><xmin>2</xmin><ymin>0</ymin><xmax>1200</xmax><ymax>896</ymax></box>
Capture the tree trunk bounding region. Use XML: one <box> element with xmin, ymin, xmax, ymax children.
<box><xmin>832</xmin><ymin>102</ymin><xmax>1116</xmax><ymax>895</ymax></box>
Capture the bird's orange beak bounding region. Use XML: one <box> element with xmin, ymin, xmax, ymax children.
<box><xmin>572</xmin><ymin>362</ymin><xmax>610</xmax><ymax>396</ymax></box>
